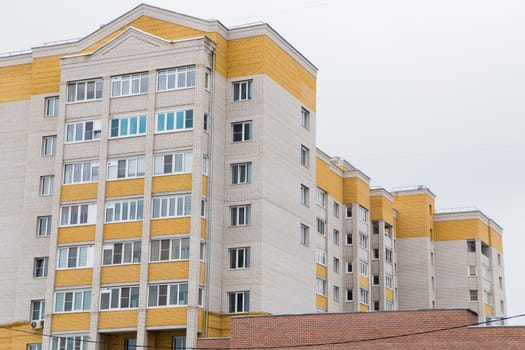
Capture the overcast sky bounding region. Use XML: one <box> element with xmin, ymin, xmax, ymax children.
<box><xmin>2</xmin><ymin>0</ymin><xmax>524</xmax><ymax>324</ymax></box>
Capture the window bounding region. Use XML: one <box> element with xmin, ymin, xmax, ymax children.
<box><xmin>51</xmin><ymin>336</ymin><xmax>88</xmax><ymax>350</ymax></box>
<box><xmin>60</xmin><ymin>203</ymin><xmax>95</xmax><ymax>226</ymax></box>
<box><xmin>230</xmin><ymin>205</ymin><xmax>251</xmax><ymax>226</ymax></box>
<box><xmin>202</xmin><ymin>155</ymin><xmax>209</xmax><ymax>175</ymax></box>
<box><xmin>154</xmin><ymin>151</ymin><xmax>192</xmax><ymax>175</ymax></box>
<box><xmin>315</xmin><ymin>249</ymin><xmax>326</xmax><ymax>265</ymax></box>
<box><xmin>37</xmin><ymin>216</ymin><xmax>52</xmax><ymax>237</ymax></box>
<box><xmin>45</xmin><ymin>96</ymin><xmax>59</xmax><ymax>117</ymax></box>
<box><xmin>40</xmin><ymin>176</ymin><xmax>54</xmax><ymax>196</ymax></box>
<box><xmin>156</xmin><ymin>109</ymin><xmax>194</xmax><ymax>132</ymax></box>
<box><xmin>67</xmin><ymin>79</ymin><xmax>103</xmax><ymax>102</ymax></box>
<box><xmin>28</xmin><ymin>344</ymin><xmax>42</xmax><ymax>350</ymax></box>
<box><xmin>107</xmin><ymin>156</ymin><xmax>145</xmax><ymax>180</ymax></box>
<box><xmin>65</xmin><ymin>120</ymin><xmax>102</xmax><ymax>143</ymax></box>
<box><xmin>229</xmin><ymin>247</ymin><xmax>251</xmax><ymax>269</ymax></box>
<box><xmin>110</xmin><ymin>115</ymin><xmax>147</xmax><ymax>138</ymax></box>
<box><xmin>333</xmin><ymin>285</ymin><xmax>340</xmax><ymax>302</ymax></box>
<box><xmin>333</xmin><ymin>257</ymin><xmax>340</xmax><ymax>273</ymax></box>
<box><xmin>231</xmin><ymin>162</ymin><xmax>252</xmax><ymax>184</ymax></box>
<box><xmin>152</xmin><ymin>194</ymin><xmax>192</xmax><ymax>219</ymax></box>
<box><xmin>333</xmin><ymin>229</ymin><xmax>340</xmax><ymax>245</ymax></box>
<box><xmin>467</xmin><ymin>240</ymin><xmax>476</xmax><ymax>252</ymax></box>
<box><xmin>157</xmin><ymin>66</ymin><xmax>195</xmax><ymax>91</ymax></box>
<box><xmin>148</xmin><ymin>283</ymin><xmax>189</xmax><ymax>307</ymax></box>
<box><xmin>54</xmin><ymin>290</ymin><xmax>91</xmax><ymax>312</ymax></box>
<box><xmin>111</xmin><ymin>72</ymin><xmax>148</xmax><ymax>97</ymax></box>
<box><xmin>300</xmin><ymin>145</ymin><xmax>309</xmax><ymax>167</ymax></box>
<box><xmin>469</xmin><ymin>289</ymin><xmax>478</xmax><ymax>301</ymax></box>
<box><xmin>372</xmin><ymin>222</ymin><xmax>379</xmax><ymax>234</ymax></box>
<box><xmin>150</xmin><ymin>238</ymin><xmax>190</xmax><ymax>262</ymax></box>
<box><xmin>316</xmin><ymin>218</ymin><xmax>325</xmax><ymax>235</ymax></box>
<box><xmin>125</xmin><ymin>339</ymin><xmax>137</xmax><ymax>350</ymax></box>
<box><xmin>233</xmin><ymin>80</ymin><xmax>253</xmax><ymax>101</ymax></box>
<box><xmin>483</xmin><ymin>289</ymin><xmax>491</xmax><ymax>303</ymax></box>
<box><xmin>482</xmin><ymin>264</ymin><xmax>491</xmax><ymax>281</ymax></box>
<box><xmin>499</xmin><ymin>276</ymin><xmax>503</xmax><ymax>289</ymax></box>
<box><xmin>316</xmin><ymin>188</ymin><xmax>327</xmax><ymax>207</ymax></box>
<box><xmin>385</xmin><ymin>274</ymin><xmax>393</xmax><ymax>289</ymax></box>
<box><xmin>198</xmin><ymin>287</ymin><xmax>204</xmax><ymax>306</ymax></box>
<box><xmin>31</xmin><ymin>301</ymin><xmax>45</xmax><ymax>321</ymax></box>
<box><xmin>201</xmin><ymin>198</ymin><xmax>207</xmax><ymax>218</ymax></box>
<box><xmin>228</xmin><ymin>291</ymin><xmax>250</xmax><ymax>313</ymax></box>
<box><xmin>57</xmin><ymin>246</ymin><xmax>93</xmax><ymax>269</ymax></box>
<box><xmin>105</xmin><ymin>198</ymin><xmax>144</xmax><ymax>223</ymax></box>
<box><xmin>346</xmin><ymin>288</ymin><xmax>353</xmax><ymax>301</ymax></box>
<box><xmin>346</xmin><ymin>261</ymin><xmax>353</xmax><ymax>273</ymax></box>
<box><xmin>316</xmin><ymin>278</ymin><xmax>326</xmax><ymax>296</ymax></box>
<box><xmin>205</xmin><ymin>68</ymin><xmax>211</xmax><ymax>91</ymax></box>
<box><xmin>100</xmin><ymin>286</ymin><xmax>139</xmax><ymax>310</ymax></box>
<box><xmin>373</xmin><ymin>274</ymin><xmax>379</xmax><ymax>285</ymax></box>
<box><xmin>42</xmin><ymin>135</ymin><xmax>57</xmax><ymax>156</ymax></box>
<box><xmin>345</xmin><ymin>206</ymin><xmax>352</xmax><ymax>218</ymax></box>
<box><xmin>359</xmin><ymin>232</ymin><xmax>368</xmax><ymax>249</ymax></box>
<box><xmin>33</xmin><ymin>257</ymin><xmax>48</xmax><ymax>278</ymax></box>
<box><xmin>358</xmin><ymin>206</ymin><xmax>368</xmax><ymax>222</ymax></box>
<box><xmin>372</xmin><ymin>248</ymin><xmax>379</xmax><ymax>259</ymax></box>
<box><xmin>359</xmin><ymin>260</ymin><xmax>368</xmax><ymax>277</ymax></box>
<box><xmin>468</xmin><ymin>265</ymin><xmax>476</xmax><ymax>276</ymax></box>
<box><xmin>173</xmin><ymin>336</ymin><xmax>186</xmax><ymax>350</ymax></box>
<box><xmin>373</xmin><ymin>301</ymin><xmax>380</xmax><ymax>311</ymax></box>
<box><xmin>300</xmin><ymin>185</ymin><xmax>309</xmax><ymax>206</ymax></box>
<box><xmin>500</xmin><ymin>300</ymin><xmax>505</xmax><ymax>313</ymax></box>
<box><xmin>232</xmin><ymin>121</ymin><xmax>253</xmax><ymax>142</ymax></box>
<box><xmin>385</xmin><ymin>248</ymin><xmax>393</xmax><ymax>264</ymax></box>
<box><xmin>497</xmin><ymin>253</ymin><xmax>501</xmax><ymax>266</ymax></box>
<box><xmin>346</xmin><ymin>233</ymin><xmax>353</xmax><ymax>245</ymax></box>
<box><xmin>300</xmin><ymin>224</ymin><xmax>309</xmax><ymax>246</ymax></box>
<box><xmin>333</xmin><ymin>202</ymin><xmax>340</xmax><ymax>217</ymax></box>
<box><xmin>430</xmin><ymin>252</ymin><xmax>434</xmax><ymax>265</ymax></box>
<box><xmin>64</xmin><ymin>161</ymin><xmax>99</xmax><ymax>184</ymax></box>
<box><xmin>360</xmin><ymin>288</ymin><xmax>369</xmax><ymax>305</ymax></box>
<box><xmin>301</xmin><ymin>107</ymin><xmax>310</xmax><ymax>129</ymax></box>
<box><xmin>385</xmin><ymin>301</ymin><xmax>394</xmax><ymax>311</ymax></box>
<box><xmin>103</xmin><ymin>241</ymin><xmax>141</xmax><ymax>265</ymax></box>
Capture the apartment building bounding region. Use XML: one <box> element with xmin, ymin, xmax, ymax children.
<box><xmin>0</xmin><ymin>4</ymin><xmax>505</xmax><ymax>350</ymax></box>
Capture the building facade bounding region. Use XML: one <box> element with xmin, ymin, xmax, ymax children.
<box><xmin>0</xmin><ymin>4</ymin><xmax>505</xmax><ymax>350</ymax></box>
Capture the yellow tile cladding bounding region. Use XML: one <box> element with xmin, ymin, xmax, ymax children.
<box><xmin>98</xmin><ymin>310</ymin><xmax>138</xmax><ymax>329</ymax></box>
<box><xmin>152</xmin><ymin>174</ymin><xmax>192</xmax><ymax>193</ymax></box>
<box><xmin>385</xmin><ymin>288</ymin><xmax>394</xmax><ymax>301</ymax></box>
<box><xmin>484</xmin><ymin>304</ymin><xmax>494</xmax><ymax>317</ymax></box>
<box><xmin>316</xmin><ymin>264</ymin><xmax>327</xmax><ymax>278</ymax></box>
<box><xmin>60</xmin><ymin>183</ymin><xmax>98</xmax><ymax>202</ymax></box>
<box><xmin>0</xmin><ymin>322</ymin><xmax>42</xmax><ymax>350</ymax></box>
<box><xmin>51</xmin><ymin>313</ymin><xmax>90</xmax><ymax>332</ymax></box>
<box><xmin>202</xmin><ymin>176</ymin><xmax>208</xmax><ymax>196</ymax></box>
<box><xmin>370</xmin><ymin>195</ymin><xmax>394</xmax><ymax>224</ymax></box>
<box><xmin>343</xmin><ymin>177</ymin><xmax>370</xmax><ymax>208</ymax></box>
<box><xmin>148</xmin><ymin>331</ymin><xmax>187</xmax><ymax>349</ymax></box>
<box><xmin>359</xmin><ymin>275</ymin><xmax>369</xmax><ymax>288</ymax></box>
<box><xmin>58</xmin><ymin>225</ymin><xmax>96</xmax><ymax>244</ymax></box>
<box><xmin>106</xmin><ymin>178</ymin><xmax>145</xmax><ymax>197</ymax></box>
<box><xmin>434</xmin><ymin>219</ymin><xmax>490</xmax><ymax>244</ymax></box>
<box><xmin>489</xmin><ymin>227</ymin><xmax>503</xmax><ymax>253</ymax></box>
<box><xmin>100</xmin><ymin>264</ymin><xmax>140</xmax><ymax>284</ymax></box>
<box><xmin>148</xmin><ymin>261</ymin><xmax>189</xmax><ymax>281</ymax></box>
<box><xmin>150</xmin><ymin>218</ymin><xmax>191</xmax><ymax>236</ymax></box>
<box><xmin>360</xmin><ymin>304</ymin><xmax>370</xmax><ymax>312</ymax></box>
<box><xmin>103</xmin><ymin>222</ymin><xmax>143</xmax><ymax>240</ymax></box>
<box><xmin>201</xmin><ymin>218</ymin><xmax>207</xmax><ymax>239</ymax></box>
<box><xmin>316</xmin><ymin>158</ymin><xmax>343</xmax><ymax>203</ymax></box>
<box><xmin>199</xmin><ymin>262</ymin><xmax>206</xmax><ymax>285</ymax></box>
<box><xmin>55</xmin><ymin>268</ymin><xmax>93</xmax><ymax>287</ymax></box>
<box><xmin>393</xmin><ymin>194</ymin><xmax>434</xmax><ymax>239</ymax></box>
<box><xmin>146</xmin><ymin>307</ymin><xmax>187</xmax><ymax>328</ymax></box>
<box><xmin>0</xmin><ymin>64</ymin><xmax>32</xmax><ymax>103</ymax></box>
<box><xmin>316</xmin><ymin>294</ymin><xmax>328</xmax><ymax>310</ymax></box>
<box><xmin>103</xmin><ymin>333</ymin><xmax>137</xmax><ymax>350</ymax></box>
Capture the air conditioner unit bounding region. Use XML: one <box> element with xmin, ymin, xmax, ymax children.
<box><xmin>30</xmin><ymin>320</ymin><xmax>43</xmax><ymax>330</ymax></box>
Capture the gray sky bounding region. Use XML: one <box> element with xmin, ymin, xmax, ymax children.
<box><xmin>2</xmin><ymin>0</ymin><xmax>524</xmax><ymax>324</ymax></box>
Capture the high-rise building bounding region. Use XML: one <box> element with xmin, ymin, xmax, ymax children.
<box><xmin>0</xmin><ymin>4</ymin><xmax>505</xmax><ymax>350</ymax></box>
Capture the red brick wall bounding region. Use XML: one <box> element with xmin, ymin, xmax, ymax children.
<box><xmin>198</xmin><ymin>310</ymin><xmax>525</xmax><ymax>349</ymax></box>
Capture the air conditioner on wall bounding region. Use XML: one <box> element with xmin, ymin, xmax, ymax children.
<box><xmin>30</xmin><ymin>320</ymin><xmax>44</xmax><ymax>329</ymax></box>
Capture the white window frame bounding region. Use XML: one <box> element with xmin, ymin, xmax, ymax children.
<box><xmin>300</xmin><ymin>224</ymin><xmax>309</xmax><ymax>246</ymax></box>
<box><xmin>231</xmin><ymin>162</ymin><xmax>252</xmax><ymax>184</ymax></box>
<box><xmin>385</xmin><ymin>274</ymin><xmax>393</xmax><ymax>289</ymax></box>
<box><xmin>103</xmin><ymin>241</ymin><xmax>141</xmax><ymax>265</ymax></box>
<box><xmin>156</xmin><ymin>109</ymin><xmax>194</xmax><ymax>133</ymax></box>
<box><xmin>316</xmin><ymin>277</ymin><xmax>326</xmax><ymax>296</ymax></box>
<box><xmin>42</xmin><ymin>135</ymin><xmax>57</xmax><ymax>156</ymax></box>
<box><xmin>107</xmin><ymin>156</ymin><xmax>145</xmax><ymax>180</ymax></box>
<box><xmin>205</xmin><ymin>68</ymin><xmax>211</xmax><ymax>91</ymax></box>
<box><xmin>359</xmin><ymin>205</ymin><xmax>369</xmax><ymax>222</ymax></box>
<box><xmin>65</xmin><ymin>120</ymin><xmax>102</xmax><ymax>143</ymax></box>
<box><xmin>31</xmin><ymin>299</ymin><xmax>46</xmax><ymax>321</ymax></box>
<box><xmin>301</xmin><ymin>107</ymin><xmax>310</xmax><ymax>129</ymax></box>
<box><xmin>229</xmin><ymin>247</ymin><xmax>251</xmax><ymax>269</ymax></box>
<box><xmin>372</xmin><ymin>248</ymin><xmax>379</xmax><ymax>260</ymax></box>
<box><xmin>60</xmin><ymin>203</ymin><xmax>96</xmax><ymax>227</ymax></box>
<box><xmin>33</xmin><ymin>257</ymin><xmax>49</xmax><ymax>278</ymax></box>
<box><xmin>315</xmin><ymin>249</ymin><xmax>327</xmax><ymax>266</ymax></box>
<box><xmin>300</xmin><ymin>145</ymin><xmax>309</xmax><ymax>167</ymax></box>
<box><xmin>150</xmin><ymin>237</ymin><xmax>190</xmax><ymax>262</ymax></box>
<box><xmin>469</xmin><ymin>289</ymin><xmax>478</xmax><ymax>301</ymax></box>
<box><xmin>63</xmin><ymin>161</ymin><xmax>99</xmax><ymax>185</ymax></box>
<box><xmin>157</xmin><ymin>66</ymin><xmax>196</xmax><ymax>91</ymax></box>
<box><xmin>57</xmin><ymin>246</ymin><xmax>93</xmax><ymax>269</ymax></box>
<box><xmin>228</xmin><ymin>291</ymin><xmax>250</xmax><ymax>313</ymax></box>
<box><xmin>360</xmin><ymin>287</ymin><xmax>369</xmax><ymax>305</ymax></box>
<box><xmin>232</xmin><ymin>120</ymin><xmax>253</xmax><ymax>142</ymax></box>
<box><xmin>230</xmin><ymin>205</ymin><xmax>251</xmax><ymax>226</ymax></box>
<box><xmin>300</xmin><ymin>185</ymin><xmax>309</xmax><ymax>206</ymax></box>
<box><xmin>316</xmin><ymin>188</ymin><xmax>327</xmax><ymax>207</ymax></box>
<box><xmin>359</xmin><ymin>260</ymin><xmax>368</xmax><ymax>277</ymax></box>
<box><xmin>148</xmin><ymin>282</ymin><xmax>189</xmax><ymax>307</ymax></box>
<box><xmin>385</xmin><ymin>248</ymin><xmax>393</xmax><ymax>264</ymax></box>
<box><xmin>28</xmin><ymin>344</ymin><xmax>42</xmax><ymax>350</ymax></box>
<box><xmin>333</xmin><ymin>257</ymin><xmax>340</xmax><ymax>273</ymax></box>
<box><xmin>51</xmin><ymin>336</ymin><xmax>88</xmax><ymax>350</ymax></box>
<box><xmin>105</xmin><ymin>198</ymin><xmax>144</xmax><ymax>223</ymax></box>
<box><xmin>153</xmin><ymin>151</ymin><xmax>193</xmax><ymax>176</ymax></box>
<box><xmin>152</xmin><ymin>194</ymin><xmax>192</xmax><ymax>219</ymax></box>
<box><xmin>372</xmin><ymin>274</ymin><xmax>380</xmax><ymax>286</ymax></box>
<box><xmin>173</xmin><ymin>336</ymin><xmax>186</xmax><ymax>350</ymax></box>
<box><xmin>100</xmin><ymin>286</ymin><xmax>139</xmax><ymax>310</ymax></box>
<box><xmin>110</xmin><ymin>115</ymin><xmax>147</xmax><ymax>138</ymax></box>
<box><xmin>345</xmin><ymin>205</ymin><xmax>353</xmax><ymax>218</ymax></box>
<box><xmin>53</xmin><ymin>290</ymin><xmax>91</xmax><ymax>313</ymax></box>
<box><xmin>40</xmin><ymin>175</ymin><xmax>54</xmax><ymax>196</ymax></box>
<box><xmin>67</xmin><ymin>79</ymin><xmax>103</xmax><ymax>103</ymax></box>
<box><xmin>333</xmin><ymin>285</ymin><xmax>340</xmax><ymax>302</ymax></box>
<box><xmin>317</xmin><ymin>218</ymin><xmax>325</xmax><ymax>235</ymax></box>
<box><xmin>333</xmin><ymin>229</ymin><xmax>340</xmax><ymax>245</ymax></box>
<box><xmin>232</xmin><ymin>80</ymin><xmax>253</xmax><ymax>101</ymax></box>
<box><xmin>333</xmin><ymin>202</ymin><xmax>340</xmax><ymax>218</ymax></box>
<box><xmin>111</xmin><ymin>72</ymin><xmax>148</xmax><ymax>97</ymax></box>
<box><xmin>359</xmin><ymin>232</ymin><xmax>369</xmax><ymax>249</ymax></box>
<box><xmin>37</xmin><ymin>216</ymin><xmax>52</xmax><ymax>237</ymax></box>
<box><xmin>45</xmin><ymin>96</ymin><xmax>59</xmax><ymax>117</ymax></box>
